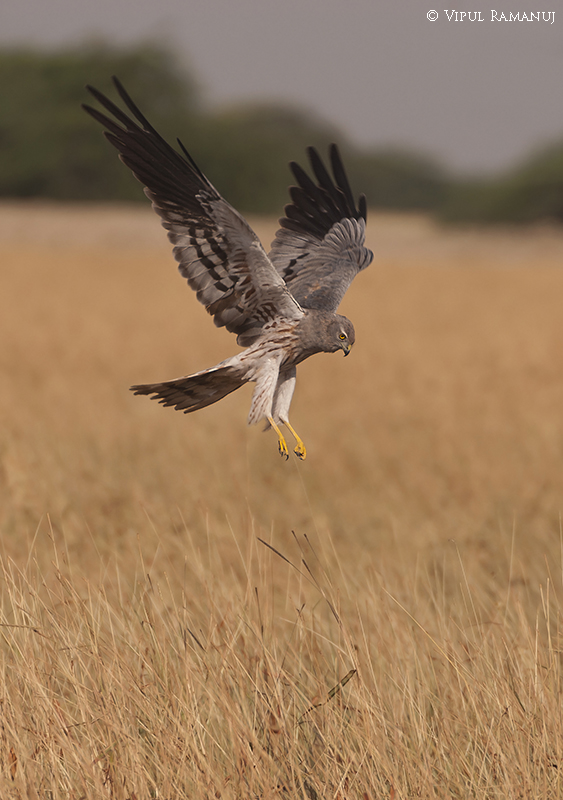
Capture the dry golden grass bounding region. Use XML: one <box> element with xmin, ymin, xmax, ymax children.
<box><xmin>1</xmin><ymin>201</ymin><xmax>563</xmax><ymax>797</ymax></box>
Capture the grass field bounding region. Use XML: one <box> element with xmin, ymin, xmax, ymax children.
<box><xmin>1</xmin><ymin>201</ymin><xmax>563</xmax><ymax>797</ymax></box>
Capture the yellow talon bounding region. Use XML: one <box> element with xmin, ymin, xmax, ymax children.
<box><xmin>268</xmin><ymin>416</ymin><xmax>289</xmax><ymax>460</ymax></box>
<box><xmin>294</xmin><ymin>443</ymin><xmax>306</xmax><ymax>460</ymax></box>
<box><xmin>283</xmin><ymin>421</ymin><xmax>307</xmax><ymax>461</ymax></box>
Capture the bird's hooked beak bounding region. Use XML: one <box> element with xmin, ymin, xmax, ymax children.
<box><xmin>342</xmin><ymin>343</ymin><xmax>353</xmax><ymax>357</ymax></box>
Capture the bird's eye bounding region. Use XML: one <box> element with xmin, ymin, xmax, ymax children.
<box><xmin>339</xmin><ymin>333</ymin><xmax>346</xmax><ymax>340</ymax></box>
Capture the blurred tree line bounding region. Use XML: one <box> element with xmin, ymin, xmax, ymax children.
<box><xmin>441</xmin><ymin>144</ymin><xmax>563</xmax><ymax>224</ymax></box>
<box><xmin>0</xmin><ymin>44</ymin><xmax>445</xmax><ymax>214</ymax></box>
<box><xmin>0</xmin><ymin>43</ymin><xmax>562</xmax><ymax>223</ymax></box>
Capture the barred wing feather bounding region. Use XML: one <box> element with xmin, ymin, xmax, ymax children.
<box><xmin>269</xmin><ymin>144</ymin><xmax>373</xmax><ymax>312</ymax></box>
<box><xmin>83</xmin><ymin>78</ymin><xmax>302</xmax><ymax>343</ymax></box>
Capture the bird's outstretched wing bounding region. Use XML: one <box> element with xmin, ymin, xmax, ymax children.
<box><xmin>268</xmin><ymin>144</ymin><xmax>373</xmax><ymax>312</ymax></box>
<box><xmin>83</xmin><ymin>78</ymin><xmax>302</xmax><ymax>344</ymax></box>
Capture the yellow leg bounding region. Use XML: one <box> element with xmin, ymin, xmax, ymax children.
<box><xmin>283</xmin><ymin>420</ymin><xmax>307</xmax><ymax>461</ymax></box>
<box><xmin>267</xmin><ymin>416</ymin><xmax>289</xmax><ymax>460</ymax></box>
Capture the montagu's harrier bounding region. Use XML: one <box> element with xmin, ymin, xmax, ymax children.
<box><xmin>83</xmin><ymin>78</ymin><xmax>373</xmax><ymax>460</ymax></box>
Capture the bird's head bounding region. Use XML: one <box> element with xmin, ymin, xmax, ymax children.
<box><xmin>297</xmin><ymin>311</ymin><xmax>356</xmax><ymax>360</ymax></box>
<box><xmin>330</xmin><ymin>315</ymin><xmax>355</xmax><ymax>356</ymax></box>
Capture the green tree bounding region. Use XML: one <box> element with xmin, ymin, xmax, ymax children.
<box><xmin>0</xmin><ymin>43</ymin><xmax>452</xmax><ymax>215</ymax></box>
<box><xmin>350</xmin><ymin>150</ymin><xmax>447</xmax><ymax>211</ymax></box>
<box><xmin>194</xmin><ymin>104</ymin><xmax>340</xmax><ymax>213</ymax></box>
<box><xmin>0</xmin><ymin>44</ymin><xmax>200</xmax><ymax>200</ymax></box>
<box><xmin>441</xmin><ymin>142</ymin><xmax>563</xmax><ymax>224</ymax></box>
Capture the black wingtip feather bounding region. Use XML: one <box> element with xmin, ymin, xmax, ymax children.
<box><xmin>329</xmin><ymin>143</ymin><xmax>356</xmax><ymax>216</ymax></box>
<box><xmin>290</xmin><ymin>161</ymin><xmax>339</xmax><ymax>217</ymax></box>
<box><xmin>280</xmin><ymin>144</ymin><xmax>367</xmax><ymax>238</ymax></box>
<box><xmin>82</xmin><ymin>102</ymin><xmax>128</xmax><ymax>139</ymax></box>
<box><xmin>110</xmin><ymin>75</ymin><xmax>157</xmax><ymax>134</ymax></box>
<box><xmin>177</xmin><ymin>138</ymin><xmax>206</xmax><ymax>181</ymax></box>
<box><xmin>309</xmin><ymin>146</ymin><xmax>350</xmax><ymax>219</ymax></box>
<box><xmin>84</xmin><ymin>77</ymin><xmax>219</xmax><ymax>209</ymax></box>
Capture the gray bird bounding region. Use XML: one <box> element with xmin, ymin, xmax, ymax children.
<box><xmin>83</xmin><ymin>78</ymin><xmax>373</xmax><ymax>460</ymax></box>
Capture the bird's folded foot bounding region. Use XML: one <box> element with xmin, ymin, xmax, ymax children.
<box><xmin>268</xmin><ymin>416</ymin><xmax>290</xmax><ymax>460</ymax></box>
<box><xmin>293</xmin><ymin>442</ymin><xmax>307</xmax><ymax>461</ymax></box>
<box><xmin>278</xmin><ymin>438</ymin><xmax>290</xmax><ymax>460</ymax></box>
<box><xmin>283</xmin><ymin>420</ymin><xmax>307</xmax><ymax>461</ymax></box>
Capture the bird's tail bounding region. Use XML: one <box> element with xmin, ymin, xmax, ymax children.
<box><xmin>131</xmin><ymin>364</ymin><xmax>248</xmax><ymax>413</ymax></box>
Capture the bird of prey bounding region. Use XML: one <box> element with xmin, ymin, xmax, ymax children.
<box><xmin>83</xmin><ymin>78</ymin><xmax>373</xmax><ymax>460</ymax></box>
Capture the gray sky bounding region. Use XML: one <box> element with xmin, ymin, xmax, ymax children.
<box><xmin>2</xmin><ymin>0</ymin><xmax>562</xmax><ymax>174</ymax></box>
